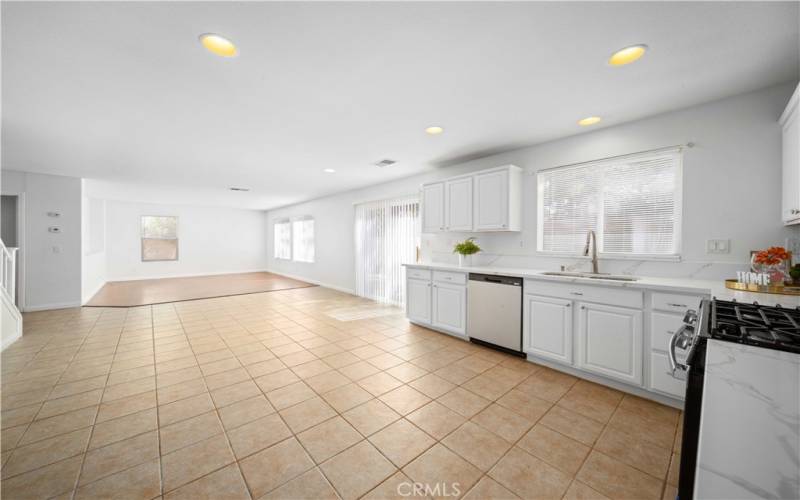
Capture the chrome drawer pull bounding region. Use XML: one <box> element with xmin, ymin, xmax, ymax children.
<box><xmin>571</xmin><ymin>292</ymin><xmax>583</xmax><ymax>296</ymax></box>
<box><xmin>668</xmin><ymin>303</ymin><xmax>687</xmax><ymax>308</ymax></box>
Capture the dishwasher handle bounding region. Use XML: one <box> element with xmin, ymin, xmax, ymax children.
<box><xmin>468</xmin><ymin>273</ymin><xmax>522</xmax><ymax>286</ymax></box>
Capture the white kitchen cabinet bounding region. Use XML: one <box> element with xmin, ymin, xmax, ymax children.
<box><xmin>422</xmin><ymin>183</ymin><xmax>445</xmax><ymax>233</ymax></box>
<box><xmin>445</xmin><ymin>177</ymin><xmax>473</xmax><ymax>231</ymax></box>
<box><xmin>432</xmin><ymin>282</ymin><xmax>467</xmax><ymax>335</ymax></box>
<box><xmin>781</xmin><ymin>83</ymin><xmax>800</xmax><ymax>225</ymax></box>
<box><xmin>406</xmin><ymin>278</ymin><xmax>432</xmax><ymax>324</ymax></box>
<box><xmin>576</xmin><ymin>302</ymin><xmax>643</xmax><ymax>385</ymax></box>
<box><xmin>473</xmin><ymin>166</ymin><xmax>522</xmax><ymax>231</ymax></box>
<box><xmin>420</xmin><ymin>165</ymin><xmax>521</xmax><ymax>233</ymax></box>
<box><xmin>650</xmin><ymin>351</ymin><xmax>686</xmax><ymax>398</ymax></box>
<box><xmin>524</xmin><ymin>294</ymin><xmax>573</xmax><ymax>364</ymax></box>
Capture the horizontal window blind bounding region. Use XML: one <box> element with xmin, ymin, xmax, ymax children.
<box><xmin>537</xmin><ymin>149</ymin><xmax>681</xmax><ymax>256</ymax></box>
<box><xmin>355</xmin><ymin>197</ymin><xmax>419</xmax><ymax>307</ymax></box>
<box><xmin>292</xmin><ymin>218</ymin><xmax>315</xmax><ymax>263</ymax></box>
<box><xmin>274</xmin><ymin>220</ymin><xmax>291</xmax><ymax>260</ymax></box>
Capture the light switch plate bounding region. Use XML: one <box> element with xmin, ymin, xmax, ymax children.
<box><xmin>706</xmin><ymin>239</ymin><xmax>730</xmax><ymax>254</ymax></box>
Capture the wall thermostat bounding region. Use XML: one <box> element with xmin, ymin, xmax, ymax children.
<box><xmin>48</xmin><ymin>227</ymin><xmax>61</xmax><ymax>233</ymax></box>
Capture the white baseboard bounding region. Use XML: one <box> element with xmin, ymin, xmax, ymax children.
<box><xmin>266</xmin><ymin>269</ymin><xmax>355</xmax><ymax>295</ymax></box>
<box><xmin>106</xmin><ymin>269</ymin><xmax>272</xmax><ymax>283</ymax></box>
<box><xmin>23</xmin><ymin>301</ymin><xmax>83</xmax><ymax>312</ymax></box>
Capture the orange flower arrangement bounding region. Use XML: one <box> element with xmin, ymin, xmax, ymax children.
<box><xmin>753</xmin><ymin>246</ymin><xmax>790</xmax><ymax>266</ymax></box>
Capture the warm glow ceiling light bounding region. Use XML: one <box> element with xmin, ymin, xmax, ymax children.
<box><xmin>578</xmin><ymin>116</ymin><xmax>602</xmax><ymax>126</ymax></box>
<box><xmin>199</xmin><ymin>33</ymin><xmax>238</xmax><ymax>57</ymax></box>
<box><xmin>323</xmin><ymin>168</ymin><xmax>336</xmax><ymax>173</ymax></box>
<box><xmin>425</xmin><ymin>126</ymin><xmax>444</xmax><ymax>135</ymax></box>
<box><xmin>608</xmin><ymin>44</ymin><xmax>647</xmax><ymax>66</ymax></box>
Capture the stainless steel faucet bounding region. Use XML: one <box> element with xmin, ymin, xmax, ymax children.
<box><xmin>583</xmin><ymin>230</ymin><xmax>599</xmax><ymax>274</ymax></box>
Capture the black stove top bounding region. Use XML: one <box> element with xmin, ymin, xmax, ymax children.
<box><xmin>707</xmin><ymin>299</ymin><xmax>800</xmax><ymax>354</ymax></box>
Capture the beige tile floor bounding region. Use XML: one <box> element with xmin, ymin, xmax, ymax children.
<box><xmin>1</xmin><ymin>285</ymin><xmax>683</xmax><ymax>500</ymax></box>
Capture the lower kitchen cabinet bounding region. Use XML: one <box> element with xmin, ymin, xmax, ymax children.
<box><xmin>406</xmin><ymin>278</ymin><xmax>432</xmax><ymax>324</ymax></box>
<box><xmin>576</xmin><ymin>302</ymin><xmax>643</xmax><ymax>385</ymax></box>
<box><xmin>432</xmin><ymin>282</ymin><xmax>467</xmax><ymax>335</ymax></box>
<box><xmin>524</xmin><ymin>294</ymin><xmax>573</xmax><ymax>364</ymax></box>
<box><xmin>650</xmin><ymin>351</ymin><xmax>686</xmax><ymax>398</ymax></box>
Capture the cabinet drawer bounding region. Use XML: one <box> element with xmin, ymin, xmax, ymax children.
<box><xmin>650</xmin><ymin>311</ymin><xmax>684</xmax><ymax>352</ymax></box>
<box><xmin>407</xmin><ymin>268</ymin><xmax>432</xmax><ymax>281</ymax></box>
<box><xmin>651</xmin><ymin>292</ymin><xmax>704</xmax><ymax>314</ymax></box>
<box><xmin>525</xmin><ymin>280</ymin><xmax>643</xmax><ymax>309</ymax></box>
<box><xmin>433</xmin><ymin>270</ymin><xmax>467</xmax><ymax>285</ymax></box>
<box><xmin>650</xmin><ymin>351</ymin><xmax>686</xmax><ymax>399</ymax></box>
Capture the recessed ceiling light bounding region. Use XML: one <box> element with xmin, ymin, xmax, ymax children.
<box><xmin>323</xmin><ymin>168</ymin><xmax>336</xmax><ymax>173</ymax></box>
<box><xmin>199</xmin><ymin>33</ymin><xmax>238</xmax><ymax>58</ymax></box>
<box><xmin>425</xmin><ymin>126</ymin><xmax>444</xmax><ymax>135</ymax></box>
<box><xmin>578</xmin><ymin>116</ymin><xmax>602</xmax><ymax>126</ymax></box>
<box><xmin>608</xmin><ymin>44</ymin><xmax>647</xmax><ymax>66</ymax></box>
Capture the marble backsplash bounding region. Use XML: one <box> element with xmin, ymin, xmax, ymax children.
<box><xmin>420</xmin><ymin>249</ymin><xmax>749</xmax><ymax>281</ymax></box>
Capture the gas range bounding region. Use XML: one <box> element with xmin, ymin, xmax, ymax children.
<box><xmin>676</xmin><ymin>298</ymin><xmax>800</xmax><ymax>500</ymax></box>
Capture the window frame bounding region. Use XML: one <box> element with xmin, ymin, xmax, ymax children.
<box><xmin>140</xmin><ymin>215</ymin><xmax>179</xmax><ymax>262</ymax></box>
<box><xmin>535</xmin><ymin>148</ymin><xmax>683</xmax><ymax>261</ymax></box>
<box><xmin>273</xmin><ymin>219</ymin><xmax>293</xmax><ymax>261</ymax></box>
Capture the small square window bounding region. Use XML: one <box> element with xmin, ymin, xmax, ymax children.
<box><xmin>141</xmin><ymin>216</ymin><xmax>178</xmax><ymax>261</ymax></box>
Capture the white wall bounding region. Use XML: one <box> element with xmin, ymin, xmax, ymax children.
<box><xmin>87</xmin><ymin>194</ymin><xmax>269</xmax><ymax>282</ymax></box>
<box><xmin>266</xmin><ymin>82</ymin><xmax>799</xmax><ymax>292</ymax></box>
<box><xmin>81</xmin><ymin>189</ymin><xmax>106</xmax><ymax>302</ymax></box>
<box><xmin>1</xmin><ymin>170</ymin><xmax>82</xmax><ymax>311</ymax></box>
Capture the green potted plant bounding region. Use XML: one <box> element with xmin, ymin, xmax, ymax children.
<box><xmin>453</xmin><ymin>237</ymin><xmax>481</xmax><ymax>267</ymax></box>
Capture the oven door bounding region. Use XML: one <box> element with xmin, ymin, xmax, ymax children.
<box><xmin>676</xmin><ymin>303</ymin><xmax>710</xmax><ymax>500</ymax></box>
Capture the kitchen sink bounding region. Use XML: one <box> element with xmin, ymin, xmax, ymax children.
<box><xmin>540</xmin><ymin>271</ymin><xmax>639</xmax><ymax>282</ymax></box>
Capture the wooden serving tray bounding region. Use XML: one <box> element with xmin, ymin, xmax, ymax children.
<box><xmin>725</xmin><ymin>279</ymin><xmax>800</xmax><ymax>296</ymax></box>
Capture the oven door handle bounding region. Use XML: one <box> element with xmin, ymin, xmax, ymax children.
<box><xmin>669</xmin><ymin>325</ymin><xmax>691</xmax><ymax>376</ymax></box>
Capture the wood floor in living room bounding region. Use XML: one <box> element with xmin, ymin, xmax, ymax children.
<box><xmin>1</xmin><ymin>285</ymin><xmax>681</xmax><ymax>500</ymax></box>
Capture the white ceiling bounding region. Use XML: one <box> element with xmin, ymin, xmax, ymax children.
<box><xmin>2</xmin><ymin>1</ymin><xmax>798</xmax><ymax>210</ymax></box>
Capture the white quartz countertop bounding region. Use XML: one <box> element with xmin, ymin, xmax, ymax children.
<box><xmin>403</xmin><ymin>262</ymin><xmax>800</xmax><ymax>307</ymax></box>
<box><xmin>696</xmin><ymin>340</ymin><xmax>800</xmax><ymax>499</ymax></box>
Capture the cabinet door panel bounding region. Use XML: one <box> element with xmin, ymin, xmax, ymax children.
<box><xmin>422</xmin><ymin>183</ymin><xmax>445</xmax><ymax>233</ymax></box>
<box><xmin>577</xmin><ymin>303</ymin><xmax>642</xmax><ymax>385</ymax></box>
<box><xmin>445</xmin><ymin>177</ymin><xmax>473</xmax><ymax>231</ymax></box>
<box><xmin>407</xmin><ymin>278</ymin><xmax>432</xmax><ymax>324</ymax></box>
<box><xmin>473</xmin><ymin>170</ymin><xmax>508</xmax><ymax>230</ymax></box>
<box><xmin>432</xmin><ymin>283</ymin><xmax>466</xmax><ymax>335</ymax></box>
<box><xmin>524</xmin><ymin>294</ymin><xmax>572</xmax><ymax>364</ymax></box>
<box><xmin>783</xmin><ymin>105</ymin><xmax>800</xmax><ymax>223</ymax></box>
<box><xmin>650</xmin><ymin>351</ymin><xmax>686</xmax><ymax>398</ymax></box>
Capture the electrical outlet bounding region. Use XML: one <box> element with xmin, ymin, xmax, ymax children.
<box><xmin>706</xmin><ymin>239</ymin><xmax>730</xmax><ymax>254</ymax></box>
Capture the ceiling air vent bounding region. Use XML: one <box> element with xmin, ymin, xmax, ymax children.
<box><xmin>374</xmin><ymin>159</ymin><xmax>397</xmax><ymax>168</ymax></box>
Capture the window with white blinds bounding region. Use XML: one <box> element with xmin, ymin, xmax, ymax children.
<box><xmin>537</xmin><ymin>149</ymin><xmax>682</xmax><ymax>257</ymax></box>
<box><xmin>292</xmin><ymin>218</ymin><xmax>315</xmax><ymax>263</ymax></box>
<box><xmin>274</xmin><ymin>220</ymin><xmax>292</xmax><ymax>260</ymax></box>
<box><xmin>355</xmin><ymin>197</ymin><xmax>420</xmax><ymax>307</ymax></box>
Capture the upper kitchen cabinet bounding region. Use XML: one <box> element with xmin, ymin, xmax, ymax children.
<box><xmin>474</xmin><ymin>166</ymin><xmax>522</xmax><ymax>231</ymax></box>
<box><xmin>422</xmin><ymin>182</ymin><xmax>445</xmax><ymax>233</ymax></box>
<box><xmin>781</xmin><ymin>83</ymin><xmax>800</xmax><ymax>225</ymax></box>
<box><xmin>420</xmin><ymin>165</ymin><xmax>522</xmax><ymax>233</ymax></box>
<box><xmin>445</xmin><ymin>177</ymin><xmax>473</xmax><ymax>231</ymax></box>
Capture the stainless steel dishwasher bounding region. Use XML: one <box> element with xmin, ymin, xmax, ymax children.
<box><xmin>467</xmin><ymin>273</ymin><xmax>523</xmax><ymax>355</ymax></box>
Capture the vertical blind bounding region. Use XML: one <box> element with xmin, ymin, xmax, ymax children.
<box><xmin>292</xmin><ymin>218</ymin><xmax>315</xmax><ymax>263</ymax></box>
<box><xmin>274</xmin><ymin>220</ymin><xmax>292</xmax><ymax>259</ymax></box>
<box><xmin>355</xmin><ymin>197</ymin><xmax>420</xmax><ymax>307</ymax></box>
<box><xmin>537</xmin><ymin>149</ymin><xmax>682</xmax><ymax>256</ymax></box>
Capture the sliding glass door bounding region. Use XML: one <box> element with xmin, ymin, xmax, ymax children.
<box><xmin>354</xmin><ymin>197</ymin><xmax>420</xmax><ymax>307</ymax></box>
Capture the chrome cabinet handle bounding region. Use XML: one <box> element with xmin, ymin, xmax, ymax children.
<box><xmin>565</xmin><ymin>303</ymin><xmax>571</xmax><ymax>307</ymax></box>
<box><xmin>571</xmin><ymin>292</ymin><xmax>583</xmax><ymax>296</ymax></box>
<box><xmin>668</xmin><ymin>303</ymin><xmax>687</xmax><ymax>308</ymax></box>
